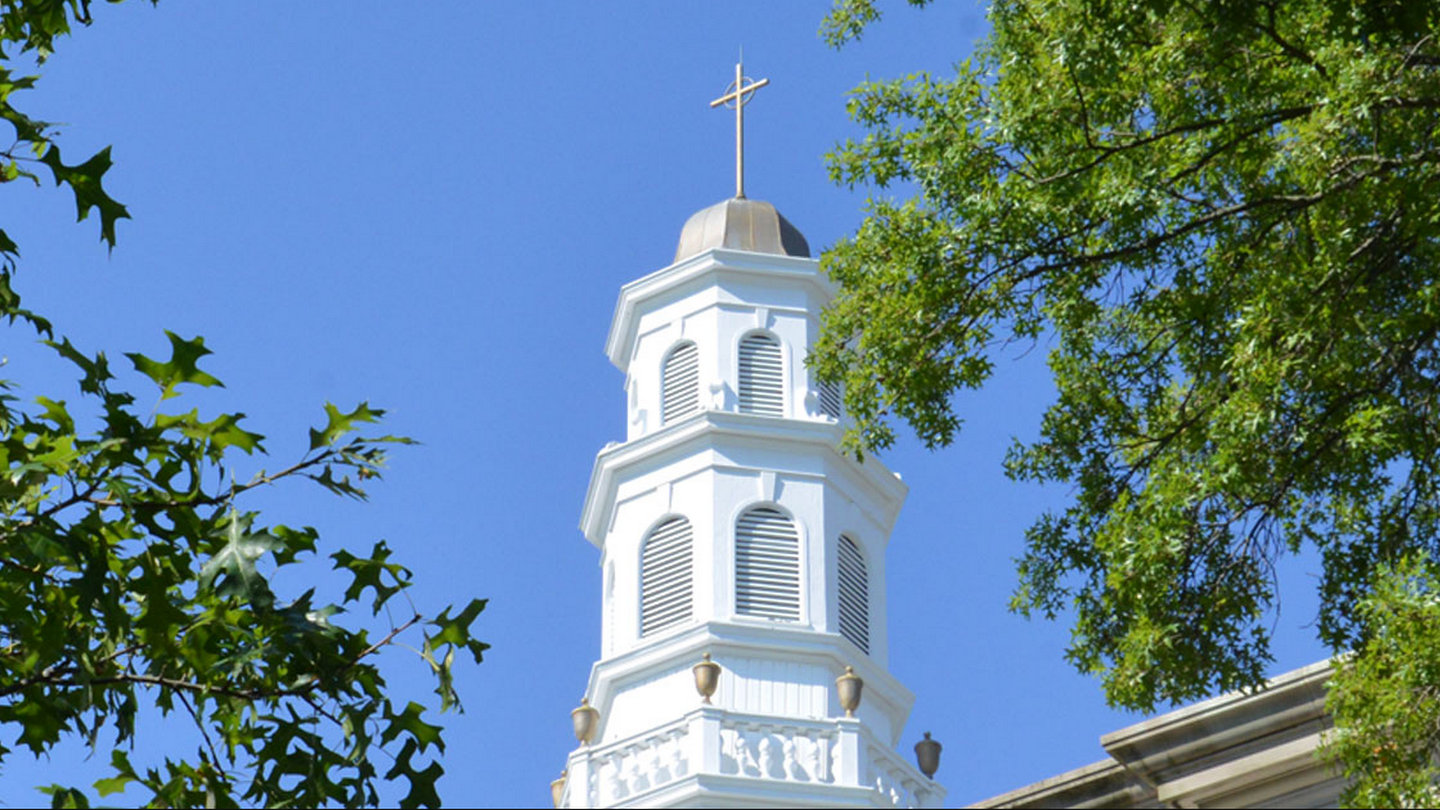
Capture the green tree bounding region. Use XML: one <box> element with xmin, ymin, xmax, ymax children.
<box><xmin>1322</xmin><ymin>554</ymin><xmax>1440</xmax><ymax>808</ymax></box>
<box><xmin>2</xmin><ymin>2</ymin><xmax>486</xmax><ymax>806</ymax></box>
<box><xmin>813</xmin><ymin>0</ymin><xmax>1440</xmax><ymax>719</ymax></box>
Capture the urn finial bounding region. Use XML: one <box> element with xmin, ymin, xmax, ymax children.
<box><xmin>550</xmin><ymin>771</ymin><xmax>568</xmax><ymax>807</ymax></box>
<box><xmin>915</xmin><ymin>731</ymin><xmax>942</xmax><ymax>778</ymax></box>
<box><xmin>571</xmin><ymin>698</ymin><xmax>599</xmax><ymax>745</ymax></box>
<box><xmin>836</xmin><ymin>666</ymin><xmax>863</xmax><ymax>718</ymax></box>
<box><xmin>693</xmin><ymin>652</ymin><xmax>722</xmax><ymax>704</ymax></box>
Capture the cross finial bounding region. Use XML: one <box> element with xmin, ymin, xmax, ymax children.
<box><xmin>709</xmin><ymin>60</ymin><xmax>769</xmax><ymax>199</ymax></box>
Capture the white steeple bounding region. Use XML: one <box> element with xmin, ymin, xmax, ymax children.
<box><xmin>555</xmin><ymin>66</ymin><xmax>945</xmax><ymax>810</ymax></box>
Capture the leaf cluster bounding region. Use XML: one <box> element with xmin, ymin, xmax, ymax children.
<box><xmin>2</xmin><ymin>0</ymin><xmax>132</xmax><ymax>269</ymax></box>
<box><xmin>1</xmin><ymin>2</ymin><xmax>487</xmax><ymax>806</ymax></box>
<box><xmin>4</xmin><ymin>329</ymin><xmax>490</xmax><ymax>808</ymax></box>
<box><xmin>1322</xmin><ymin>554</ymin><xmax>1440</xmax><ymax>807</ymax></box>
<box><xmin>814</xmin><ymin>0</ymin><xmax>1440</xmax><ymax>711</ymax></box>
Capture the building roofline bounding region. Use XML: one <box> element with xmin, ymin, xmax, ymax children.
<box><xmin>967</xmin><ymin>659</ymin><xmax>1341</xmax><ymax>809</ymax></box>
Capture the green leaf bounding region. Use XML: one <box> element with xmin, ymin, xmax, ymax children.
<box><xmin>1</xmin><ymin>267</ymin><xmax>53</xmax><ymax>335</ymax></box>
<box><xmin>39</xmin><ymin>785</ymin><xmax>90</xmax><ymax>810</ymax></box>
<box><xmin>198</xmin><ymin>509</ymin><xmax>279</xmax><ymax>606</ymax></box>
<box><xmin>9</xmin><ymin>697</ymin><xmax>66</xmax><ymax>754</ymax></box>
<box><xmin>38</xmin><ymin>144</ymin><xmax>130</xmax><ymax>249</ymax></box>
<box><xmin>383</xmin><ymin>738</ymin><xmax>444</xmax><ymax>810</ymax></box>
<box><xmin>126</xmin><ymin>331</ymin><xmax>223</xmax><ymax>399</ymax></box>
<box><xmin>45</xmin><ymin>338</ymin><xmax>110</xmax><ymax>393</ymax></box>
<box><xmin>154</xmin><ymin>408</ymin><xmax>265</xmax><ymax>458</ymax></box>
<box><xmin>309</xmin><ymin>401</ymin><xmax>384</xmax><ymax>450</ymax></box>
<box><xmin>331</xmin><ymin>540</ymin><xmax>410</xmax><ymax>613</ymax></box>
<box><xmin>427</xmin><ymin>598</ymin><xmax>490</xmax><ymax>664</ymax></box>
<box><xmin>0</xmin><ymin>69</ymin><xmax>47</xmax><ymax>143</ymax></box>
<box><xmin>96</xmin><ymin>746</ymin><xmax>141</xmax><ymax>799</ymax></box>
<box><xmin>381</xmin><ymin>701</ymin><xmax>445</xmax><ymax>754</ymax></box>
<box><xmin>92</xmin><ymin>774</ymin><xmax>134</xmax><ymax>798</ymax></box>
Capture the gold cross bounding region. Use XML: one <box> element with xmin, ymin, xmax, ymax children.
<box><xmin>710</xmin><ymin>61</ymin><xmax>769</xmax><ymax>199</ymax></box>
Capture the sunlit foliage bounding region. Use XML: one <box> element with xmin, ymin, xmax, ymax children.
<box><xmin>815</xmin><ymin>0</ymin><xmax>1440</xmax><ymax>721</ymax></box>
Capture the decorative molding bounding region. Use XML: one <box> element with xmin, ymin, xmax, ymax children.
<box><xmin>754</xmin><ymin>306</ymin><xmax>770</xmax><ymax>330</ymax></box>
<box><xmin>706</xmin><ymin>379</ymin><xmax>725</xmax><ymax>410</ymax></box>
<box><xmin>803</xmin><ymin>389</ymin><xmax>821</xmax><ymax>418</ymax></box>
<box><xmin>759</xmin><ymin>471</ymin><xmax>777</xmax><ymax>503</ymax></box>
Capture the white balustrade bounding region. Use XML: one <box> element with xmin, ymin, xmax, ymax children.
<box><xmin>718</xmin><ymin>717</ymin><xmax>837</xmax><ymax>783</ymax></box>
<box><xmin>563</xmin><ymin>710</ymin><xmax>941</xmax><ymax>808</ymax></box>
<box><xmin>866</xmin><ymin>742</ymin><xmax>936</xmax><ymax>809</ymax></box>
<box><xmin>568</xmin><ymin>718</ymin><xmax>690</xmax><ymax>807</ymax></box>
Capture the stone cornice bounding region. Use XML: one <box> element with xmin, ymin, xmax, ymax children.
<box><xmin>1099</xmin><ymin>658</ymin><xmax>1332</xmax><ymax>784</ymax></box>
<box><xmin>969</xmin><ymin>659</ymin><xmax>1340</xmax><ymax>809</ymax></box>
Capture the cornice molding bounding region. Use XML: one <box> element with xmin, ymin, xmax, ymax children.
<box><xmin>605</xmin><ymin>248</ymin><xmax>837</xmax><ymax>372</ymax></box>
<box><xmin>583</xmin><ymin>620</ymin><xmax>917</xmax><ymax>742</ymax></box>
<box><xmin>579</xmin><ymin>411</ymin><xmax>908</xmax><ymax>545</ymax></box>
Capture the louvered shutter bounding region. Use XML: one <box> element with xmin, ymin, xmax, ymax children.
<box><xmin>662</xmin><ymin>342</ymin><xmax>700</xmax><ymax>424</ymax></box>
<box><xmin>738</xmin><ymin>333</ymin><xmax>784</xmax><ymax>416</ymax></box>
<box><xmin>837</xmin><ymin>535</ymin><xmax>870</xmax><ymax>653</ymax></box>
<box><xmin>735</xmin><ymin>507</ymin><xmax>800</xmax><ymax>621</ymax></box>
<box><xmin>641</xmin><ymin>517</ymin><xmax>693</xmax><ymax>636</ymax></box>
<box><xmin>816</xmin><ymin>379</ymin><xmax>842</xmax><ymax>420</ymax></box>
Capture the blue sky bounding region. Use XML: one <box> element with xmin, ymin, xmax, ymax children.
<box><xmin>2</xmin><ymin>2</ymin><xmax>1332</xmax><ymax>806</ymax></box>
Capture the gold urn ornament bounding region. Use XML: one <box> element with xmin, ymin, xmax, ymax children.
<box><xmin>914</xmin><ymin>731</ymin><xmax>942</xmax><ymax>778</ymax></box>
<box><xmin>836</xmin><ymin>666</ymin><xmax>864</xmax><ymax>717</ymax></box>
<box><xmin>571</xmin><ymin>698</ymin><xmax>599</xmax><ymax>745</ymax></box>
<box><xmin>550</xmin><ymin>771</ymin><xmax>568</xmax><ymax>807</ymax></box>
<box><xmin>693</xmin><ymin>652</ymin><xmax>721</xmax><ymax>704</ymax></box>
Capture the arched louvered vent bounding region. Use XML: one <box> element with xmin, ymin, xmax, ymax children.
<box><xmin>817</xmin><ymin>379</ymin><xmax>842</xmax><ymax>420</ymax></box>
<box><xmin>662</xmin><ymin>342</ymin><xmax>700</xmax><ymax>424</ymax></box>
<box><xmin>735</xmin><ymin>507</ymin><xmax>800</xmax><ymax>621</ymax></box>
<box><xmin>641</xmin><ymin>517</ymin><xmax>693</xmax><ymax>636</ymax></box>
<box><xmin>738</xmin><ymin>333</ymin><xmax>784</xmax><ymax>416</ymax></box>
<box><xmin>837</xmin><ymin>534</ymin><xmax>870</xmax><ymax>653</ymax></box>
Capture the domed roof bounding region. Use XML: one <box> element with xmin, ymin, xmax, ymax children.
<box><xmin>675</xmin><ymin>197</ymin><xmax>810</xmax><ymax>262</ymax></box>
